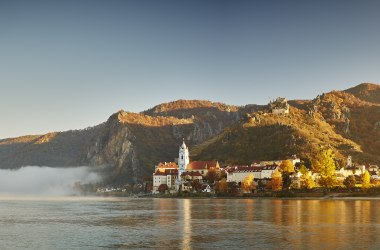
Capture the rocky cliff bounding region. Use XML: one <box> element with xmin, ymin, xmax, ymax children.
<box><xmin>1</xmin><ymin>84</ymin><xmax>379</xmax><ymax>184</ymax></box>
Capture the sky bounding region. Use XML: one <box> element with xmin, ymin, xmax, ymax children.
<box><xmin>1</xmin><ymin>0</ymin><xmax>380</xmax><ymax>139</ymax></box>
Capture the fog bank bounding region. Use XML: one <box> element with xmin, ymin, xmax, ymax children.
<box><xmin>0</xmin><ymin>166</ymin><xmax>100</xmax><ymax>196</ymax></box>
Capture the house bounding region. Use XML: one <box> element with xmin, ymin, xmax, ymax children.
<box><xmin>257</xmin><ymin>155</ymin><xmax>300</xmax><ymax>167</ymax></box>
<box><xmin>290</xmin><ymin>171</ymin><xmax>303</xmax><ymax>188</ymax></box>
<box><xmin>201</xmin><ymin>184</ymin><xmax>212</xmax><ymax>193</ymax></box>
<box><xmin>182</xmin><ymin>182</ymin><xmax>192</xmax><ymax>192</ymax></box>
<box><xmin>336</xmin><ymin>165</ymin><xmax>366</xmax><ymax>178</ymax></box>
<box><xmin>226</xmin><ymin>164</ymin><xmax>279</xmax><ymax>183</ymax></box>
<box><xmin>155</xmin><ymin>162</ymin><xmax>178</xmax><ymax>172</ymax></box>
<box><xmin>260</xmin><ymin>164</ymin><xmax>279</xmax><ymax>179</ymax></box>
<box><xmin>181</xmin><ymin>171</ymin><xmax>203</xmax><ymax>182</ymax></box>
<box><xmin>152</xmin><ymin>162</ymin><xmax>179</xmax><ymax>194</ymax></box>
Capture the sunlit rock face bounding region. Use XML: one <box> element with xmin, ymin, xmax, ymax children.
<box><xmin>1</xmin><ymin>84</ymin><xmax>380</xmax><ymax>184</ymax></box>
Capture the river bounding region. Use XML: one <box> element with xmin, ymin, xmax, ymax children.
<box><xmin>0</xmin><ymin>197</ymin><xmax>379</xmax><ymax>249</ymax></box>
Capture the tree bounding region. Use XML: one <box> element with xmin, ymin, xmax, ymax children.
<box><xmin>271</xmin><ymin>169</ymin><xmax>283</xmax><ymax>191</ymax></box>
<box><xmin>300</xmin><ymin>173</ymin><xmax>315</xmax><ymax>190</ymax></box>
<box><xmin>215</xmin><ymin>178</ymin><xmax>228</xmax><ymax>194</ymax></box>
<box><xmin>362</xmin><ymin>170</ymin><xmax>371</xmax><ymax>189</ymax></box>
<box><xmin>191</xmin><ymin>179</ymin><xmax>202</xmax><ymax>192</ymax></box>
<box><xmin>299</xmin><ymin>165</ymin><xmax>309</xmax><ymax>175</ymax></box>
<box><xmin>343</xmin><ymin>175</ymin><xmax>356</xmax><ymax>190</ymax></box>
<box><xmin>158</xmin><ymin>184</ymin><xmax>168</xmax><ymax>193</ymax></box>
<box><xmin>312</xmin><ymin>148</ymin><xmax>337</xmax><ymax>188</ymax></box>
<box><xmin>280</xmin><ymin>160</ymin><xmax>295</xmax><ymax>173</ymax></box>
<box><xmin>219</xmin><ymin>169</ymin><xmax>227</xmax><ymax>179</ymax></box>
<box><xmin>242</xmin><ymin>174</ymin><xmax>255</xmax><ymax>193</ymax></box>
<box><xmin>206</xmin><ymin>167</ymin><xmax>219</xmax><ymax>184</ymax></box>
<box><xmin>228</xmin><ymin>182</ymin><xmax>239</xmax><ymax>195</ymax></box>
<box><xmin>280</xmin><ymin>160</ymin><xmax>295</xmax><ymax>189</ymax></box>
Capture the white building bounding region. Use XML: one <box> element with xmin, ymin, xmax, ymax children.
<box><xmin>258</xmin><ymin>156</ymin><xmax>300</xmax><ymax>167</ymax></box>
<box><xmin>152</xmin><ymin>169</ymin><xmax>178</xmax><ymax>193</ymax></box>
<box><xmin>177</xmin><ymin>139</ymin><xmax>190</xmax><ymax>186</ymax></box>
<box><xmin>226</xmin><ymin>165</ymin><xmax>279</xmax><ymax>183</ymax></box>
<box><xmin>152</xmin><ymin>162</ymin><xmax>178</xmax><ymax>194</ymax></box>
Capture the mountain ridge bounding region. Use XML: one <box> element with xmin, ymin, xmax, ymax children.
<box><xmin>1</xmin><ymin>83</ymin><xmax>379</xmax><ymax>184</ymax></box>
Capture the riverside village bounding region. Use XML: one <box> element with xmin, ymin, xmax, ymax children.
<box><xmin>97</xmin><ymin>97</ymin><xmax>380</xmax><ymax>197</ymax></box>
<box><xmin>148</xmin><ymin>98</ymin><xmax>380</xmax><ymax>197</ymax></box>
<box><xmin>150</xmin><ymin>139</ymin><xmax>379</xmax><ymax>196</ymax></box>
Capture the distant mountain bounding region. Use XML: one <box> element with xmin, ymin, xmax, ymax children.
<box><xmin>1</xmin><ymin>83</ymin><xmax>379</xmax><ymax>184</ymax></box>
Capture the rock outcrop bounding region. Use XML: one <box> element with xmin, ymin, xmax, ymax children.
<box><xmin>1</xmin><ymin>84</ymin><xmax>380</xmax><ymax>184</ymax></box>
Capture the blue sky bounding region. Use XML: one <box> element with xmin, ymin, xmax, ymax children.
<box><xmin>1</xmin><ymin>0</ymin><xmax>380</xmax><ymax>139</ymax></box>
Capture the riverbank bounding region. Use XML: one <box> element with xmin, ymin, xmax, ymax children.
<box><xmin>151</xmin><ymin>189</ymin><xmax>380</xmax><ymax>200</ymax></box>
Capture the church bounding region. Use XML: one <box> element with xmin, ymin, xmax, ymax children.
<box><xmin>152</xmin><ymin>140</ymin><xmax>219</xmax><ymax>193</ymax></box>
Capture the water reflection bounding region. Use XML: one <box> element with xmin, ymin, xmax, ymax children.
<box><xmin>1</xmin><ymin>198</ymin><xmax>380</xmax><ymax>249</ymax></box>
<box><xmin>181</xmin><ymin>199</ymin><xmax>191</xmax><ymax>250</ymax></box>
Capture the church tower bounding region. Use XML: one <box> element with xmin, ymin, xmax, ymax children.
<box><xmin>178</xmin><ymin>139</ymin><xmax>189</xmax><ymax>182</ymax></box>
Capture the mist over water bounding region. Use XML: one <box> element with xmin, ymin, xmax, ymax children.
<box><xmin>0</xmin><ymin>166</ymin><xmax>100</xmax><ymax>196</ymax></box>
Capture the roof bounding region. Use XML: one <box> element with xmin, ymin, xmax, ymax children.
<box><xmin>227</xmin><ymin>165</ymin><xmax>278</xmax><ymax>173</ymax></box>
<box><xmin>154</xmin><ymin>169</ymin><xmax>178</xmax><ymax>176</ymax></box>
<box><xmin>181</xmin><ymin>171</ymin><xmax>203</xmax><ymax>177</ymax></box>
<box><xmin>156</xmin><ymin>162</ymin><xmax>178</xmax><ymax>169</ymax></box>
<box><xmin>187</xmin><ymin>161</ymin><xmax>219</xmax><ymax>170</ymax></box>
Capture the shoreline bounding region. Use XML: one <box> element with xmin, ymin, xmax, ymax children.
<box><xmin>149</xmin><ymin>190</ymin><xmax>380</xmax><ymax>200</ymax></box>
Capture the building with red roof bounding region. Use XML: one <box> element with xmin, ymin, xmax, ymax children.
<box><xmin>152</xmin><ymin>162</ymin><xmax>179</xmax><ymax>194</ymax></box>
<box><xmin>186</xmin><ymin>161</ymin><xmax>220</xmax><ymax>176</ymax></box>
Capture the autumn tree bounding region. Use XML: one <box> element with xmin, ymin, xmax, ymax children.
<box><xmin>300</xmin><ymin>173</ymin><xmax>315</xmax><ymax>190</ymax></box>
<box><xmin>215</xmin><ymin>178</ymin><xmax>228</xmax><ymax>194</ymax></box>
<box><xmin>191</xmin><ymin>179</ymin><xmax>202</xmax><ymax>192</ymax></box>
<box><xmin>158</xmin><ymin>184</ymin><xmax>168</xmax><ymax>193</ymax></box>
<box><xmin>280</xmin><ymin>160</ymin><xmax>295</xmax><ymax>189</ymax></box>
<box><xmin>219</xmin><ymin>169</ymin><xmax>227</xmax><ymax>179</ymax></box>
<box><xmin>242</xmin><ymin>174</ymin><xmax>255</xmax><ymax>193</ymax></box>
<box><xmin>312</xmin><ymin>148</ymin><xmax>337</xmax><ymax>189</ymax></box>
<box><xmin>343</xmin><ymin>175</ymin><xmax>356</xmax><ymax>190</ymax></box>
<box><xmin>228</xmin><ymin>182</ymin><xmax>239</xmax><ymax>195</ymax></box>
<box><xmin>271</xmin><ymin>169</ymin><xmax>283</xmax><ymax>191</ymax></box>
<box><xmin>206</xmin><ymin>167</ymin><xmax>219</xmax><ymax>184</ymax></box>
<box><xmin>280</xmin><ymin>160</ymin><xmax>295</xmax><ymax>173</ymax></box>
<box><xmin>362</xmin><ymin>170</ymin><xmax>371</xmax><ymax>189</ymax></box>
<box><xmin>299</xmin><ymin>165</ymin><xmax>309</xmax><ymax>175</ymax></box>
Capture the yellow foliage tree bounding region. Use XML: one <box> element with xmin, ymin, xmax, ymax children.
<box><xmin>312</xmin><ymin>148</ymin><xmax>337</xmax><ymax>188</ymax></box>
<box><xmin>242</xmin><ymin>174</ymin><xmax>255</xmax><ymax>193</ymax></box>
<box><xmin>300</xmin><ymin>173</ymin><xmax>315</xmax><ymax>190</ymax></box>
<box><xmin>362</xmin><ymin>170</ymin><xmax>371</xmax><ymax>189</ymax></box>
<box><xmin>280</xmin><ymin>160</ymin><xmax>295</xmax><ymax>173</ymax></box>
<box><xmin>271</xmin><ymin>169</ymin><xmax>283</xmax><ymax>191</ymax></box>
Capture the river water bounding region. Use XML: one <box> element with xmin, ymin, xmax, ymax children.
<box><xmin>0</xmin><ymin>197</ymin><xmax>379</xmax><ymax>249</ymax></box>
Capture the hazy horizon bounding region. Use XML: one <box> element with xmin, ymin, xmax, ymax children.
<box><xmin>1</xmin><ymin>0</ymin><xmax>380</xmax><ymax>139</ymax></box>
<box><xmin>0</xmin><ymin>166</ymin><xmax>100</xmax><ymax>196</ymax></box>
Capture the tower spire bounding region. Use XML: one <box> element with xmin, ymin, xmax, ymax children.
<box><xmin>177</xmin><ymin>139</ymin><xmax>189</xmax><ymax>190</ymax></box>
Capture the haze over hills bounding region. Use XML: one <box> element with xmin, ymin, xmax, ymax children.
<box><xmin>0</xmin><ymin>83</ymin><xmax>379</xmax><ymax>184</ymax></box>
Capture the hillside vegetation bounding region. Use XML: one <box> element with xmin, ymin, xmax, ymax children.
<box><xmin>1</xmin><ymin>83</ymin><xmax>380</xmax><ymax>184</ymax></box>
